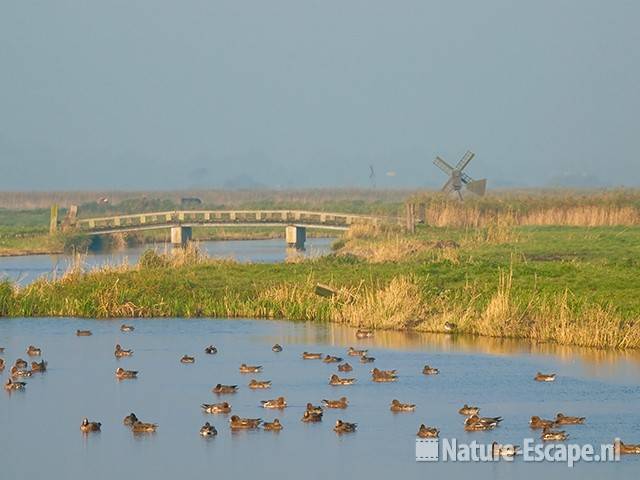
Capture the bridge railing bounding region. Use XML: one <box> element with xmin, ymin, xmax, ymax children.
<box><xmin>75</xmin><ymin>210</ymin><xmax>381</xmax><ymax>232</ymax></box>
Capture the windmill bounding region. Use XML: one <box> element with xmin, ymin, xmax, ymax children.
<box><xmin>433</xmin><ymin>150</ymin><xmax>487</xmax><ymax>200</ymax></box>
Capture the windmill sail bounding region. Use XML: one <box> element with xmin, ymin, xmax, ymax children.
<box><xmin>433</xmin><ymin>156</ymin><xmax>454</xmax><ymax>175</ymax></box>
<box><xmin>455</xmin><ymin>151</ymin><xmax>475</xmax><ymax>171</ymax></box>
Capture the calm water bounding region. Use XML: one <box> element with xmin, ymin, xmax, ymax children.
<box><xmin>0</xmin><ymin>318</ymin><xmax>639</xmax><ymax>479</ymax></box>
<box><xmin>0</xmin><ymin>238</ymin><xmax>333</xmax><ymax>285</ymax></box>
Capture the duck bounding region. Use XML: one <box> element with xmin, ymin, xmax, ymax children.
<box><xmin>114</xmin><ymin>344</ymin><xmax>133</xmax><ymax>357</ymax></box>
<box><xmin>443</xmin><ymin>322</ymin><xmax>457</xmax><ymax>332</ymax></box>
<box><xmin>31</xmin><ymin>360</ymin><xmax>47</xmax><ymax>372</ymax></box>
<box><xmin>541</xmin><ymin>427</ymin><xmax>568</xmax><ymax>441</ymax></box>
<box><xmin>464</xmin><ymin>414</ymin><xmax>502</xmax><ymax>431</ymax></box>
<box><xmin>120</xmin><ymin>324</ymin><xmax>135</xmax><ymax>332</ymax></box>
<box><xmin>263</xmin><ymin>419</ymin><xmax>283</xmax><ymax>431</ymax></box>
<box><xmin>355</xmin><ymin>329</ymin><xmax>373</xmax><ymax>339</ymax></box>
<box><xmin>337</xmin><ymin>363</ymin><xmax>353</xmax><ymax>372</ymax></box>
<box><xmin>4</xmin><ymin>378</ymin><xmax>26</xmax><ymax>391</ymax></box>
<box><xmin>359</xmin><ymin>353</ymin><xmax>375</xmax><ymax>364</ymax></box>
<box><xmin>80</xmin><ymin>418</ymin><xmax>101</xmax><ymax>433</ymax></box>
<box><xmin>492</xmin><ymin>442</ymin><xmax>519</xmax><ymax>458</ymax></box>
<box><xmin>76</xmin><ymin>329</ymin><xmax>92</xmax><ymax>336</ymax></box>
<box><xmin>212</xmin><ymin>384</ymin><xmax>238</xmax><ymax>394</ymax></box>
<box><xmin>229</xmin><ymin>415</ymin><xmax>261</xmax><ymax>429</ymax></box>
<box><xmin>616</xmin><ymin>440</ymin><xmax>640</xmax><ymax>454</ymax></box>
<box><xmin>334</xmin><ymin>419</ymin><xmax>357</xmax><ymax>433</ymax></box>
<box><xmin>115</xmin><ymin>367</ymin><xmax>138</xmax><ymax>379</ymax></box>
<box><xmin>180</xmin><ymin>355</ymin><xmax>195</xmax><ymax>364</ymax></box>
<box><xmin>14</xmin><ymin>358</ymin><xmax>28</xmax><ymax>369</ymax></box>
<box><xmin>0</xmin><ymin>358</ymin><xmax>4</xmax><ymax>371</ymax></box>
<box><xmin>417</xmin><ymin>424</ymin><xmax>439</xmax><ymax>438</ymax></box>
<box><xmin>534</xmin><ymin>372</ymin><xmax>556</xmax><ymax>382</ymax></box>
<box><xmin>371</xmin><ymin>368</ymin><xmax>397</xmax><ymax>382</ymax></box>
<box><xmin>306</xmin><ymin>403</ymin><xmax>324</xmax><ymax>415</ymax></box>
<box><xmin>204</xmin><ymin>345</ymin><xmax>218</xmax><ymax>355</ymax></box>
<box><xmin>555</xmin><ymin>413</ymin><xmax>585</xmax><ymax>425</ymax></box>
<box><xmin>347</xmin><ymin>347</ymin><xmax>367</xmax><ymax>357</ymax></box>
<box><xmin>123</xmin><ymin>413</ymin><xmax>139</xmax><ymax>426</ymax></box>
<box><xmin>329</xmin><ymin>374</ymin><xmax>356</xmax><ymax>386</ymax></box>
<box><xmin>26</xmin><ymin>345</ymin><xmax>41</xmax><ymax>356</ymax></box>
<box><xmin>239</xmin><ymin>363</ymin><xmax>262</xmax><ymax>373</ymax></box>
<box><xmin>390</xmin><ymin>399</ymin><xmax>416</xmax><ymax>412</ymax></box>
<box><xmin>301</xmin><ymin>410</ymin><xmax>323</xmax><ymax>423</ymax></box>
<box><xmin>302</xmin><ymin>352</ymin><xmax>322</xmax><ymax>360</ymax></box>
<box><xmin>132</xmin><ymin>421</ymin><xmax>158</xmax><ymax>433</ymax></box>
<box><xmin>261</xmin><ymin>397</ymin><xmax>287</xmax><ymax>409</ymax></box>
<box><xmin>323</xmin><ymin>355</ymin><xmax>343</xmax><ymax>363</ymax></box>
<box><xmin>201</xmin><ymin>402</ymin><xmax>232</xmax><ymax>414</ymax></box>
<box><xmin>272</xmin><ymin>344</ymin><xmax>283</xmax><ymax>353</ymax></box>
<box><xmin>200</xmin><ymin>422</ymin><xmax>217</xmax><ymax>437</ymax></box>
<box><xmin>422</xmin><ymin>365</ymin><xmax>439</xmax><ymax>375</ymax></box>
<box><xmin>458</xmin><ymin>404</ymin><xmax>480</xmax><ymax>416</ymax></box>
<box><xmin>10</xmin><ymin>365</ymin><xmax>32</xmax><ymax>378</ymax></box>
<box><xmin>322</xmin><ymin>397</ymin><xmax>348</xmax><ymax>409</ymax></box>
<box><xmin>248</xmin><ymin>379</ymin><xmax>272</xmax><ymax>389</ymax></box>
<box><xmin>529</xmin><ymin>416</ymin><xmax>555</xmax><ymax>429</ymax></box>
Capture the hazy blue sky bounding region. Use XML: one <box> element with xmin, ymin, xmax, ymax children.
<box><xmin>1</xmin><ymin>0</ymin><xmax>638</xmax><ymax>190</ymax></box>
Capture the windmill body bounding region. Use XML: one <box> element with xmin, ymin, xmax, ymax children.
<box><xmin>433</xmin><ymin>151</ymin><xmax>486</xmax><ymax>200</ymax></box>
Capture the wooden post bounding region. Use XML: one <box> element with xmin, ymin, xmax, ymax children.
<box><xmin>49</xmin><ymin>205</ymin><xmax>59</xmax><ymax>234</ymax></box>
<box><xmin>405</xmin><ymin>203</ymin><xmax>416</xmax><ymax>233</ymax></box>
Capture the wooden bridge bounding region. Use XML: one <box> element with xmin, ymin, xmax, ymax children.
<box><xmin>72</xmin><ymin>210</ymin><xmax>383</xmax><ymax>248</ymax></box>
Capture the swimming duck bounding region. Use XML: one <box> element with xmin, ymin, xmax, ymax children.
<box><xmin>239</xmin><ymin>363</ymin><xmax>262</xmax><ymax>373</ymax></box>
<box><xmin>115</xmin><ymin>367</ymin><xmax>138</xmax><ymax>379</ymax></box>
<box><xmin>31</xmin><ymin>360</ymin><xmax>47</xmax><ymax>372</ymax></box>
<box><xmin>10</xmin><ymin>365</ymin><xmax>32</xmax><ymax>378</ymax></box>
<box><xmin>0</xmin><ymin>358</ymin><xmax>4</xmax><ymax>371</ymax></box>
<box><xmin>417</xmin><ymin>424</ymin><xmax>439</xmax><ymax>438</ymax></box>
<box><xmin>132</xmin><ymin>421</ymin><xmax>158</xmax><ymax>433</ymax></box>
<box><xmin>201</xmin><ymin>402</ymin><xmax>232</xmax><ymax>414</ymax></box>
<box><xmin>14</xmin><ymin>358</ymin><xmax>28</xmax><ymax>369</ymax></box>
<box><xmin>26</xmin><ymin>345</ymin><xmax>41</xmax><ymax>356</ymax></box>
<box><xmin>114</xmin><ymin>344</ymin><xmax>133</xmax><ymax>358</ymax></box>
<box><xmin>76</xmin><ymin>329</ymin><xmax>92</xmax><ymax>336</ymax></box>
<box><xmin>616</xmin><ymin>440</ymin><xmax>640</xmax><ymax>454</ymax></box>
<box><xmin>322</xmin><ymin>397</ymin><xmax>349</xmax><ymax>409</ymax></box>
<box><xmin>301</xmin><ymin>410</ymin><xmax>323</xmax><ymax>423</ymax></box>
<box><xmin>180</xmin><ymin>355</ymin><xmax>195</xmax><ymax>364</ymax></box>
<box><xmin>261</xmin><ymin>397</ymin><xmax>287</xmax><ymax>409</ymax></box>
<box><xmin>200</xmin><ymin>422</ymin><xmax>217</xmax><ymax>437</ymax></box>
<box><xmin>534</xmin><ymin>372</ymin><xmax>556</xmax><ymax>382</ymax></box>
<box><xmin>272</xmin><ymin>344</ymin><xmax>283</xmax><ymax>353</ymax></box>
<box><xmin>80</xmin><ymin>418</ymin><xmax>101</xmax><ymax>433</ymax></box>
<box><xmin>334</xmin><ymin>419</ymin><xmax>357</xmax><ymax>433</ymax></box>
<box><xmin>422</xmin><ymin>365</ymin><xmax>439</xmax><ymax>375</ymax></box>
<box><xmin>355</xmin><ymin>329</ymin><xmax>373</xmax><ymax>339</ymax></box>
<box><xmin>329</xmin><ymin>374</ymin><xmax>356</xmax><ymax>386</ymax></box>
<box><xmin>443</xmin><ymin>322</ymin><xmax>457</xmax><ymax>332</ymax></box>
<box><xmin>263</xmin><ymin>419</ymin><xmax>283</xmax><ymax>431</ymax></box>
<box><xmin>347</xmin><ymin>347</ymin><xmax>367</xmax><ymax>357</ymax></box>
<box><xmin>360</xmin><ymin>354</ymin><xmax>375</xmax><ymax>364</ymax></box>
<box><xmin>337</xmin><ymin>362</ymin><xmax>353</xmax><ymax>372</ymax></box>
<box><xmin>458</xmin><ymin>404</ymin><xmax>480</xmax><ymax>416</ymax></box>
<box><xmin>492</xmin><ymin>442</ymin><xmax>519</xmax><ymax>458</ymax></box>
<box><xmin>204</xmin><ymin>345</ymin><xmax>218</xmax><ymax>355</ymax></box>
<box><xmin>464</xmin><ymin>414</ymin><xmax>502</xmax><ymax>431</ymax></box>
<box><xmin>390</xmin><ymin>399</ymin><xmax>416</xmax><ymax>412</ymax></box>
<box><xmin>541</xmin><ymin>427</ymin><xmax>568</xmax><ymax>441</ymax></box>
<box><xmin>323</xmin><ymin>355</ymin><xmax>343</xmax><ymax>363</ymax></box>
<box><xmin>212</xmin><ymin>384</ymin><xmax>238</xmax><ymax>394</ymax></box>
<box><xmin>248</xmin><ymin>379</ymin><xmax>272</xmax><ymax>389</ymax></box>
<box><xmin>302</xmin><ymin>352</ymin><xmax>322</xmax><ymax>360</ymax></box>
<box><xmin>371</xmin><ymin>368</ymin><xmax>397</xmax><ymax>382</ymax></box>
<box><xmin>229</xmin><ymin>415</ymin><xmax>261</xmax><ymax>429</ymax></box>
<box><xmin>306</xmin><ymin>403</ymin><xmax>324</xmax><ymax>415</ymax></box>
<box><xmin>555</xmin><ymin>413</ymin><xmax>585</xmax><ymax>425</ymax></box>
<box><xmin>4</xmin><ymin>378</ymin><xmax>26</xmax><ymax>391</ymax></box>
<box><xmin>120</xmin><ymin>324</ymin><xmax>135</xmax><ymax>332</ymax></box>
<box><xmin>123</xmin><ymin>413</ymin><xmax>139</xmax><ymax>426</ymax></box>
<box><xmin>529</xmin><ymin>416</ymin><xmax>555</xmax><ymax>429</ymax></box>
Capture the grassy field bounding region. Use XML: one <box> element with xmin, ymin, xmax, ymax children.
<box><xmin>1</xmin><ymin>224</ymin><xmax>639</xmax><ymax>349</ymax></box>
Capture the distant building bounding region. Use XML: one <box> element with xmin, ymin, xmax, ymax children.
<box><xmin>181</xmin><ymin>197</ymin><xmax>202</xmax><ymax>207</ymax></box>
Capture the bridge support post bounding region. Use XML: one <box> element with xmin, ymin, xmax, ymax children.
<box><xmin>171</xmin><ymin>226</ymin><xmax>192</xmax><ymax>247</ymax></box>
<box><xmin>285</xmin><ymin>225</ymin><xmax>306</xmax><ymax>250</ymax></box>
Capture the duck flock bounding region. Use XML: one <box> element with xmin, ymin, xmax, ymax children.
<box><xmin>2</xmin><ymin>325</ymin><xmax>640</xmax><ymax>457</ymax></box>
